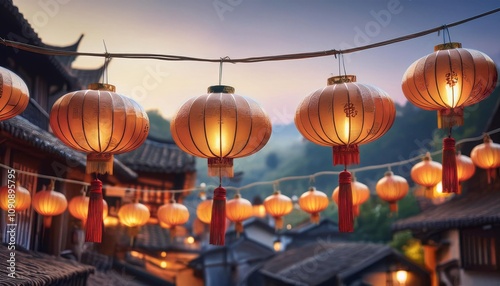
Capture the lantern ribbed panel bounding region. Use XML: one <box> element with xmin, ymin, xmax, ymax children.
<box><xmin>376</xmin><ymin>171</ymin><xmax>409</xmax><ymax>204</ymax></box>
<box><xmin>196</xmin><ymin>199</ymin><xmax>213</xmax><ymax>224</ymax></box>
<box><xmin>411</xmin><ymin>154</ymin><xmax>442</xmax><ymax>188</ymax></box>
<box><xmin>0</xmin><ymin>66</ymin><xmax>30</xmax><ymax>121</ymax></box>
<box><xmin>171</xmin><ymin>88</ymin><xmax>272</xmax><ymax>159</ymax></box>
<box><xmin>68</xmin><ymin>196</ymin><xmax>108</xmax><ymax>221</ymax></box>
<box><xmin>471</xmin><ymin>136</ymin><xmax>500</xmax><ymax>169</ymax></box>
<box><xmin>0</xmin><ymin>185</ymin><xmax>31</xmax><ymax>212</ymax></box>
<box><xmin>50</xmin><ymin>89</ymin><xmax>149</xmax><ymax>154</ymax></box>
<box><xmin>298</xmin><ymin>187</ymin><xmax>329</xmax><ymax>214</ymax></box>
<box><xmin>456</xmin><ymin>153</ymin><xmax>475</xmax><ymax>182</ymax></box>
<box><xmin>32</xmin><ymin>190</ymin><xmax>67</xmax><ymax>216</ymax></box>
<box><xmin>117</xmin><ymin>202</ymin><xmax>150</xmax><ymax>227</ymax></box>
<box><xmin>332</xmin><ymin>180</ymin><xmax>370</xmax><ymax>206</ymax></box>
<box><xmin>157</xmin><ymin>201</ymin><xmax>190</xmax><ymax>227</ymax></box>
<box><xmin>402</xmin><ymin>45</ymin><xmax>497</xmax><ymax>110</ymax></box>
<box><xmin>295</xmin><ymin>79</ymin><xmax>396</xmax><ymax>147</ymax></box>
<box><xmin>226</xmin><ymin>195</ymin><xmax>253</xmax><ymax>223</ymax></box>
<box><xmin>263</xmin><ymin>192</ymin><xmax>293</xmax><ymax>217</ymax></box>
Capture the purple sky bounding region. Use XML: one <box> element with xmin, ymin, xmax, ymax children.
<box><xmin>12</xmin><ymin>0</ymin><xmax>500</xmax><ymax>125</ymax></box>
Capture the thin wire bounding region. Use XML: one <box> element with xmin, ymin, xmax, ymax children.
<box><xmin>1</xmin><ymin>8</ymin><xmax>498</xmax><ymax>64</ymax></box>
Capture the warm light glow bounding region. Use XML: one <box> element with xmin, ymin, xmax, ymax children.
<box><xmin>130</xmin><ymin>251</ymin><xmax>144</xmax><ymax>259</ymax></box>
<box><xmin>185</xmin><ymin>236</ymin><xmax>195</xmax><ymax>244</ymax></box>
<box><xmin>286</xmin><ymin>224</ymin><xmax>292</xmax><ymax>230</ymax></box>
<box><xmin>342</xmin><ymin>117</ymin><xmax>350</xmax><ymax>143</ymax></box>
<box><xmin>118</xmin><ymin>202</ymin><xmax>150</xmax><ymax>227</ymax></box>
<box><xmin>160</xmin><ymin>261</ymin><xmax>167</xmax><ymax>269</ymax></box>
<box><xmin>103</xmin><ymin>216</ymin><xmax>119</xmax><ymax>227</ymax></box>
<box><xmin>160</xmin><ymin>251</ymin><xmax>167</xmax><ymax>258</ymax></box>
<box><xmin>273</xmin><ymin>239</ymin><xmax>282</xmax><ymax>252</ymax></box>
<box><xmin>396</xmin><ymin>270</ymin><xmax>408</xmax><ymax>285</ymax></box>
<box><xmin>410</xmin><ymin>153</ymin><xmax>442</xmax><ymax>188</ymax></box>
<box><xmin>68</xmin><ymin>196</ymin><xmax>109</xmax><ymax>221</ymax></box>
<box><xmin>157</xmin><ymin>200</ymin><xmax>190</xmax><ymax>227</ymax></box>
<box><xmin>445</xmin><ymin>84</ymin><xmax>461</xmax><ymax>108</ymax></box>
<box><xmin>226</xmin><ymin>194</ymin><xmax>253</xmax><ymax>223</ymax></box>
<box><xmin>375</xmin><ymin>171</ymin><xmax>409</xmax><ymax>212</ymax></box>
<box><xmin>252</xmin><ymin>204</ymin><xmax>266</xmax><ymax>218</ymax></box>
<box><xmin>264</xmin><ymin>191</ymin><xmax>293</xmax><ymax>229</ymax></box>
<box><xmin>196</xmin><ymin>199</ymin><xmax>213</xmax><ymax>224</ymax></box>
<box><xmin>0</xmin><ymin>185</ymin><xmax>31</xmax><ymax>212</ymax></box>
<box><xmin>298</xmin><ymin>187</ymin><xmax>329</xmax><ymax>223</ymax></box>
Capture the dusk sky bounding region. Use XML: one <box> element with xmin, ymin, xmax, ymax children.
<box><xmin>12</xmin><ymin>0</ymin><xmax>500</xmax><ymax>125</ymax></box>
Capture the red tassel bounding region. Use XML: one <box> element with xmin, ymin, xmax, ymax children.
<box><xmin>333</xmin><ymin>145</ymin><xmax>360</xmax><ymax>166</ymax></box>
<box><xmin>85</xmin><ymin>179</ymin><xmax>103</xmax><ymax>243</ymax></box>
<box><xmin>442</xmin><ymin>137</ymin><xmax>458</xmax><ymax>193</ymax></box>
<box><xmin>338</xmin><ymin>171</ymin><xmax>354</xmax><ymax>232</ymax></box>
<box><xmin>209</xmin><ymin>186</ymin><xmax>226</xmax><ymax>245</ymax></box>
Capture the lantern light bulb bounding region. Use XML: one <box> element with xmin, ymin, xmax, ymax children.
<box><xmin>396</xmin><ymin>270</ymin><xmax>408</xmax><ymax>284</ymax></box>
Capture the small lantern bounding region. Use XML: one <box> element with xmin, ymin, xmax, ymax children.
<box><xmin>32</xmin><ymin>183</ymin><xmax>68</xmax><ymax>228</ymax></box>
<box><xmin>273</xmin><ymin>238</ymin><xmax>282</xmax><ymax>252</ymax></box>
<box><xmin>411</xmin><ymin>152</ymin><xmax>442</xmax><ymax>197</ymax></box>
<box><xmin>68</xmin><ymin>195</ymin><xmax>109</xmax><ymax>223</ymax></box>
<box><xmin>295</xmin><ymin>75</ymin><xmax>395</xmax><ymax>232</ymax></box>
<box><xmin>196</xmin><ymin>199</ymin><xmax>213</xmax><ymax>224</ymax></box>
<box><xmin>470</xmin><ymin>134</ymin><xmax>500</xmax><ymax>183</ymax></box>
<box><xmin>263</xmin><ymin>191</ymin><xmax>293</xmax><ymax>230</ymax></box>
<box><xmin>251</xmin><ymin>195</ymin><xmax>266</xmax><ymax>218</ymax></box>
<box><xmin>456</xmin><ymin>152</ymin><xmax>475</xmax><ymax>193</ymax></box>
<box><xmin>157</xmin><ymin>199</ymin><xmax>189</xmax><ymax>239</ymax></box>
<box><xmin>298</xmin><ymin>187</ymin><xmax>329</xmax><ymax>223</ymax></box>
<box><xmin>0</xmin><ymin>66</ymin><xmax>30</xmax><ymax>121</ymax></box>
<box><xmin>118</xmin><ymin>201</ymin><xmax>150</xmax><ymax>228</ymax></box>
<box><xmin>332</xmin><ymin>178</ymin><xmax>370</xmax><ymax>217</ymax></box>
<box><xmin>376</xmin><ymin>171</ymin><xmax>409</xmax><ymax>213</ymax></box>
<box><xmin>0</xmin><ymin>184</ymin><xmax>31</xmax><ymax>212</ymax></box>
<box><xmin>226</xmin><ymin>194</ymin><xmax>253</xmax><ymax>235</ymax></box>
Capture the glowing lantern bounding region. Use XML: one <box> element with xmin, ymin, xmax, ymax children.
<box><xmin>68</xmin><ymin>195</ymin><xmax>109</xmax><ymax>223</ymax></box>
<box><xmin>0</xmin><ymin>184</ymin><xmax>31</xmax><ymax>212</ymax></box>
<box><xmin>471</xmin><ymin>134</ymin><xmax>500</xmax><ymax>183</ymax></box>
<box><xmin>0</xmin><ymin>66</ymin><xmax>30</xmax><ymax>121</ymax></box>
<box><xmin>157</xmin><ymin>199</ymin><xmax>189</xmax><ymax>238</ymax></box>
<box><xmin>226</xmin><ymin>194</ymin><xmax>253</xmax><ymax>235</ymax></box>
<box><xmin>196</xmin><ymin>199</ymin><xmax>213</xmax><ymax>224</ymax></box>
<box><xmin>32</xmin><ymin>183</ymin><xmax>68</xmax><ymax>228</ymax></box>
<box><xmin>376</xmin><ymin>171</ymin><xmax>409</xmax><ymax>213</ymax></box>
<box><xmin>402</xmin><ymin>42</ymin><xmax>497</xmax><ymax>194</ymax></box>
<box><xmin>118</xmin><ymin>201</ymin><xmax>150</xmax><ymax>228</ymax></box>
<box><xmin>295</xmin><ymin>75</ymin><xmax>395</xmax><ymax>232</ymax></box>
<box><xmin>263</xmin><ymin>191</ymin><xmax>293</xmax><ymax>230</ymax></box>
<box><xmin>251</xmin><ymin>195</ymin><xmax>266</xmax><ymax>218</ymax></box>
<box><xmin>456</xmin><ymin>152</ymin><xmax>475</xmax><ymax>193</ymax></box>
<box><xmin>332</xmin><ymin>178</ymin><xmax>370</xmax><ymax>217</ymax></box>
<box><xmin>411</xmin><ymin>152</ymin><xmax>442</xmax><ymax>197</ymax></box>
<box><xmin>298</xmin><ymin>187</ymin><xmax>329</xmax><ymax>223</ymax></box>
<box><xmin>171</xmin><ymin>85</ymin><xmax>272</xmax><ymax>245</ymax></box>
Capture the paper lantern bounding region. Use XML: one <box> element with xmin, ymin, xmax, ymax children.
<box><xmin>471</xmin><ymin>134</ymin><xmax>500</xmax><ymax>183</ymax></box>
<box><xmin>263</xmin><ymin>191</ymin><xmax>293</xmax><ymax>230</ymax></box>
<box><xmin>298</xmin><ymin>187</ymin><xmax>329</xmax><ymax>223</ymax></box>
<box><xmin>226</xmin><ymin>194</ymin><xmax>253</xmax><ymax>235</ymax></box>
<box><xmin>118</xmin><ymin>201</ymin><xmax>150</xmax><ymax>228</ymax></box>
<box><xmin>375</xmin><ymin>171</ymin><xmax>409</xmax><ymax>213</ymax></box>
<box><xmin>68</xmin><ymin>195</ymin><xmax>109</xmax><ymax>222</ymax></box>
<box><xmin>50</xmin><ymin>83</ymin><xmax>150</xmax><ymax>175</ymax></box>
<box><xmin>32</xmin><ymin>184</ymin><xmax>68</xmax><ymax>228</ymax></box>
<box><xmin>157</xmin><ymin>199</ymin><xmax>189</xmax><ymax>238</ymax></box>
<box><xmin>251</xmin><ymin>195</ymin><xmax>266</xmax><ymax>218</ymax></box>
<box><xmin>295</xmin><ymin>75</ymin><xmax>395</xmax><ymax>232</ymax></box>
<box><xmin>196</xmin><ymin>199</ymin><xmax>213</xmax><ymax>224</ymax></box>
<box><xmin>402</xmin><ymin>42</ymin><xmax>497</xmax><ymax>194</ymax></box>
<box><xmin>0</xmin><ymin>66</ymin><xmax>30</xmax><ymax>121</ymax></box>
<box><xmin>332</xmin><ymin>178</ymin><xmax>370</xmax><ymax>217</ymax></box>
<box><xmin>456</xmin><ymin>152</ymin><xmax>475</xmax><ymax>193</ymax></box>
<box><xmin>0</xmin><ymin>184</ymin><xmax>31</xmax><ymax>212</ymax></box>
<box><xmin>171</xmin><ymin>85</ymin><xmax>272</xmax><ymax>245</ymax></box>
<box><xmin>411</xmin><ymin>153</ymin><xmax>442</xmax><ymax>194</ymax></box>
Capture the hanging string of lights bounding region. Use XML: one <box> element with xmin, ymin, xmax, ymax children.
<box><xmin>1</xmin><ymin>8</ymin><xmax>499</xmax><ymax>63</ymax></box>
<box><xmin>1</xmin><ymin>127</ymin><xmax>499</xmax><ymax>195</ymax></box>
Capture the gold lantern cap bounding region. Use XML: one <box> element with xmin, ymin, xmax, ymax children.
<box><xmin>384</xmin><ymin>170</ymin><xmax>394</xmax><ymax>176</ymax></box>
<box><xmin>327</xmin><ymin>75</ymin><xmax>357</xmax><ymax>85</ymax></box>
<box><xmin>88</xmin><ymin>83</ymin><xmax>116</xmax><ymax>92</ymax></box>
<box><xmin>434</xmin><ymin>42</ymin><xmax>462</xmax><ymax>51</ymax></box>
<box><xmin>208</xmin><ymin>85</ymin><xmax>235</xmax><ymax>93</ymax></box>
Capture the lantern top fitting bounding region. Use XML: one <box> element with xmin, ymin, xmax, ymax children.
<box><xmin>434</xmin><ymin>42</ymin><xmax>462</xmax><ymax>51</ymax></box>
<box><xmin>327</xmin><ymin>75</ymin><xmax>357</xmax><ymax>85</ymax></box>
<box><xmin>207</xmin><ymin>85</ymin><xmax>235</xmax><ymax>93</ymax></box>
<box><xmin>88</xmin><ymin>83</ymin><xmax>116</xmax><ymax>92</ymax></box>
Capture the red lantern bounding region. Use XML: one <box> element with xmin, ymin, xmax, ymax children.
<box><xmin>376</xmin><ymin>171</ymin><xmax>409</xmax><ymax>213</ymax></box>
<box><xmin>456</xmin><ymin>152</ymin><xmax>475</xmax><ymax>193</ymax></box>
<box><xmin>411</xmin><ymin>152</ymin><xmax>442</xmax><ymax>198</ymax></box>
<box><xmin>196</xmin><ymin>199</ymin><xmax>213</xmax><ymax>224</ymax></box>
<box><xmin>32</xmin><ymin>183</ymin><xmax>67</xmax><ymax>228</ymax></box>
<box><xmin>471</xmin><ymin>134</ymin><xmax>500</xmax><ymax>183</ymax></box>
<box><xmin>298</xmin><ymin>187</ymin><xmax>329</xmax><ymax>223</ymax></box>
<box><xmin>0</xmin><ymin>184</ymin><xmax>31</xmax><ymax>212</ymax></box>
<box><xmin>157</xmin><ymin>199</ymin><xmax>189</xmax><ymax>239</ymax></box>
<box><xmin>295</xmin><ymin>75</ymin><xmax>395</xmax><ymax>232</ymax></box>
<box><xmin>0</xmin><ymin>66</ymin><xmax>30</xmax><ymax>121</ymax></box>
<box><xmin>171</xmin><ymin>85</ymin><xmax>272</xmax><ymax>245</ymax></box>
<box><xmin>264</xmin><ymin>191</ymin><xmax>293</xmax><ymax>230</ymax></box>
<box><xmin>226</xmin><ymin>194</ymin><xmax>253</xmax><ymax>235</ymax></box>
<box><xmin>402</xmin><ymin>42</ymin><xmax>498</xmax><ymax>194</ymax></box>
<box><xmin>332</xmin><ymin>179</ymin><xmax>370</xmax><ymax>217</ymax></box>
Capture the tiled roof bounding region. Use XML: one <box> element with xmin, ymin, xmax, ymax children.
<box><xmin>393</xmin><ymin>186</ymin><xmax>500</xmax><ymax>232</ymax></box>
<box><xmin>260</xmin><ymin>242</ymin><xmax>394</xmax><ymax>285</ymax></box>
<box><xmin>0</xmin><ymin>116</ymin><xmax>138</xmax><ymax>180</ymax></box>
<box><xmin>116</xmin><ymin>138</ymin><xmax>196</xmax><ymax>174</ymax></box>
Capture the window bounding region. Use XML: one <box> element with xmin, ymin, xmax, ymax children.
<box><xmin>460</xmin><ymin>226</ymin><xmax>499</xmax><ymax>271</ymax></box>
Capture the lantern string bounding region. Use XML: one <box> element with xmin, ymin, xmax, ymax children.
<box><xmin>0</xmin><ymin>8</ymin><xmax>499</xmax><ymax>64</ymax></box>
<box><xmin>0</xmin><ymin>126</ymin><xmax>500</xmax><ymax>195</ymax></box>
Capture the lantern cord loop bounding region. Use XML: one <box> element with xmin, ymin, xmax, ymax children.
<box><xmin>1</xmin><ymin>8</ymin><xmax>499</xmax><ymax>63</ymax></box>
<box><xmin>218</xmin><ymin>56</ymin><xmax>230</xmax><ymax>85</ymax></box>
<box><xmin>102</xmin><ymin>40</ymin><xmax>110</xmax><ymax>84</ymax></box>
<box><xmin>440</xmin><ymin>25</ymin><xmax>453</xmax><ymax>44</ymax></box>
